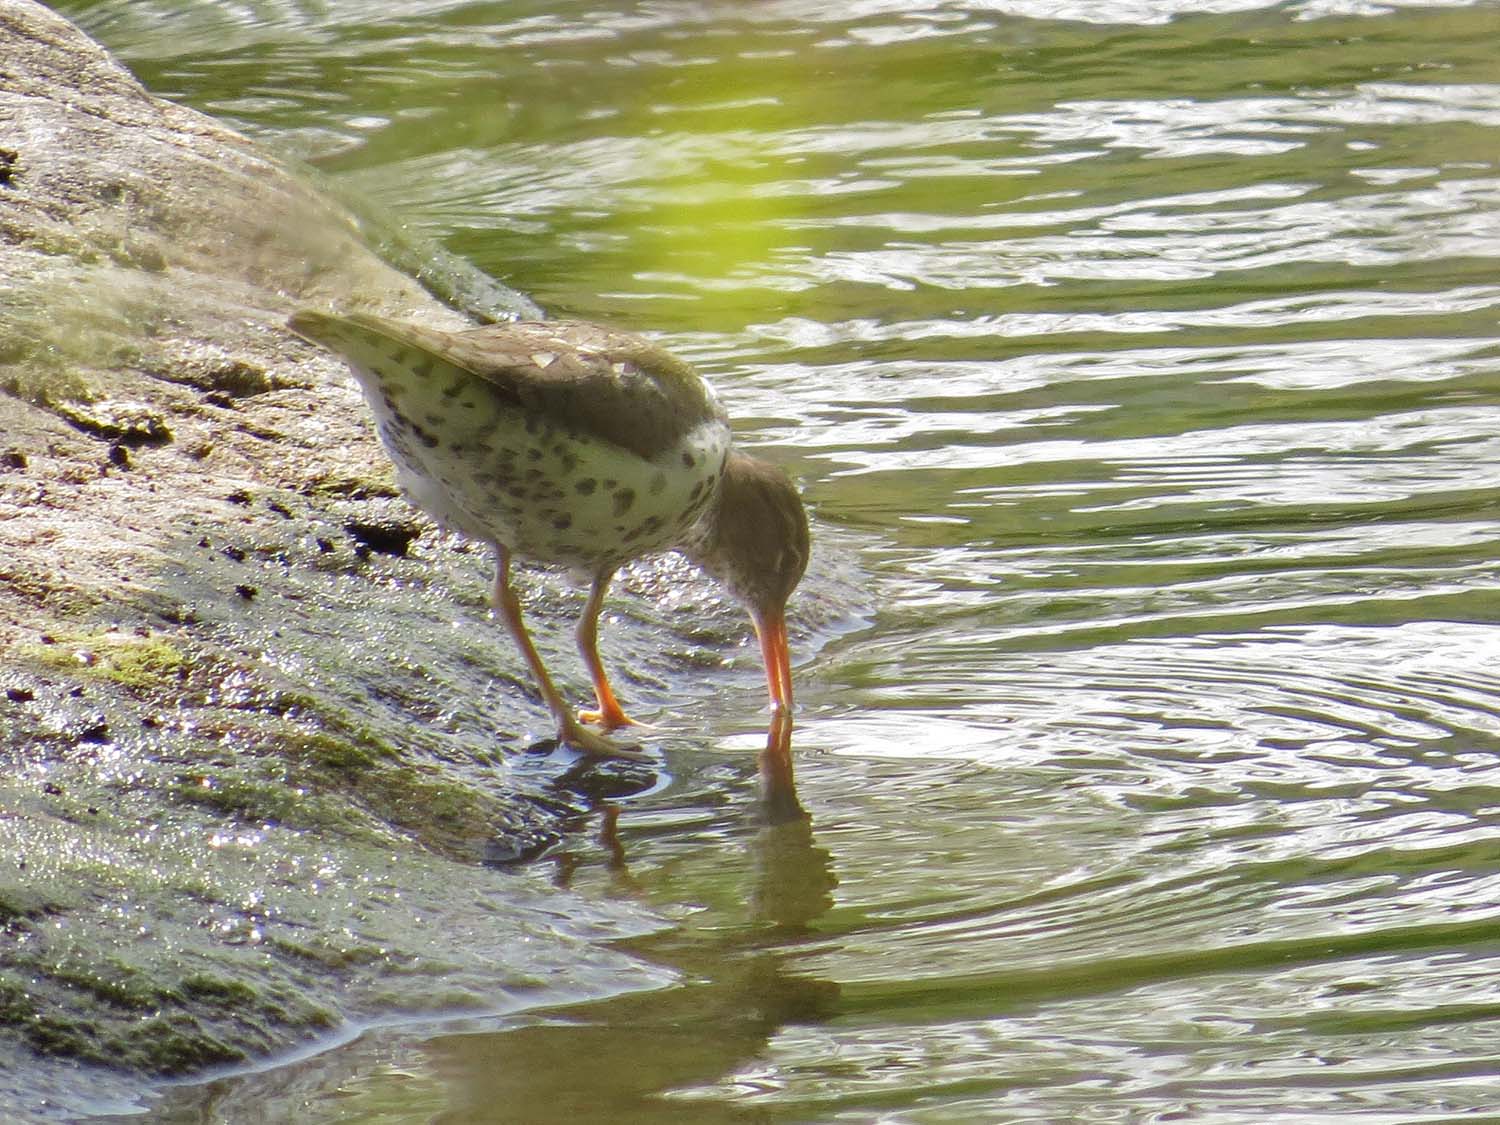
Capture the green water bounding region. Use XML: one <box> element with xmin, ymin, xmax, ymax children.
<box><xmin>58</xmin><ymin>0</ymin><xmax>1500</xmax><ymax>1119</ymax></box>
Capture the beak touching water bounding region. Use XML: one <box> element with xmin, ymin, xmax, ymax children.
<box><xmin>753</xmin><ymin>607</ymin><xmax>794</xmax><ymax>714</ymax></box>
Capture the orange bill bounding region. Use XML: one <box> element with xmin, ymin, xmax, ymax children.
<box><xmin>753</xmin><ymin>608</ymin><xmax>794</xmax><ymax>714</ymax></box>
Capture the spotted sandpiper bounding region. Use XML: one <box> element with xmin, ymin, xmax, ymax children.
<box><xmin>288</xmin><ymin>311</ymin><xmax>810</xmax><ymax>758</ymax></box>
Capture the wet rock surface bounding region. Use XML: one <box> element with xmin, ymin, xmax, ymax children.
<box><xmin>0</xmin><ymin>2</ymin><xmax>708</xmax><ymax>1116</ymax></box>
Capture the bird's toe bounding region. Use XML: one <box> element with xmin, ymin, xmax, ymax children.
<box><xmin>560</xmin><ymin>720</ymin><xmax>650</xmax><ymax>760</ymax></box>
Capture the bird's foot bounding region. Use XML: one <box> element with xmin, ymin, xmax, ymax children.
<box><xmin>577</xmin><ymin>705</ymin><xmax>656</xmax><ymax>733</ymax></box>
<box><xmin>578</xmin><ymin>705</ymin><xmax>630</xmax><ymax>729</ymax></box>
<box><xmin>558</xmin><ymin>718</ymin><xmax>650</xmax><ymax>761</ymax></box>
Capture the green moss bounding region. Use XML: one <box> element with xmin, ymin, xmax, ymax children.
<box><xmin>0</xmin><ymin>980</ymin><xmax>35</xmax><ymax>1023</ymax></box>
<box><xmin>300</xmin><ymin>463</ymin><xmax>399</xmax><ymax>499</ymax></box>
<box><xmin>0</xmin><ymin>885</ymin><xmax>57</xmax><ymax>922</ymax></box>
<box><xmin>169</xmin><ymin>774</ymin><xmax>314</xmax><ymax>824</ymax></box>
<box><xmin>23</xmin><ymin>1014</ymin><xmax>100</xmax><ymax>1061</ymax></box>
<box><xmin>0</xmin><ymin>362</ymin><xmax>96</xmax><ymax>407</ymax></box>
<box><xmin>0</xmin><ymin>967</ymin><xmax>330</xmax><ymax>1076</ymax></box>
<box><xmin>180</xmin><ymin>973</ymin><xmax>259</xmax><ymax>1005</ymax></box>
<box><xmin>286</xmin><ymin>730</ymin><xmax>380</xmax><ymax>774</ymax></box>
<box><xmin>265</xmin><ymin>933</ymin><xmax>389</xmax><ymax>970</ymax></box>
<box><xmin>395</xmin><ymin>775</ymin><xmax>480</xmax><ymax>824</ymax></box>
<box><xmin>0</xmin><ymin>568</ymin><xmax>101</xmax><ymax>617</ymax></box>
<box><xmin>47</xmin><ymin>958</ymin><xmax>161</xmax><ymax>1011</ymax></box>
<box><xmin>104</xmin><ymin>1014</ymin><xmax>248</xmax><ymax>1075</ymax></box>
<box><xmin>21</xmin><ymin>630</ymin><xmax>188</xmax><ymax>691</ymax></box>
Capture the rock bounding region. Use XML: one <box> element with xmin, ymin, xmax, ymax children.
<box><xmin>0</xmin><ymin>3</ymin><xmax>667</xmax><ymax>1116</ymax></box>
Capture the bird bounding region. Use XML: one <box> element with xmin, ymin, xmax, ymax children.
<box><xmin>287</xmin><ymin>310</ymin><xmax>810</xmax><ymax>759</ymax></box>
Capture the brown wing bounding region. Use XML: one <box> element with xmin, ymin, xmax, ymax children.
<box><xmin>333</xmin><ymin>314</ymin><xmax>726</xmax><ymax>462</ymax></box>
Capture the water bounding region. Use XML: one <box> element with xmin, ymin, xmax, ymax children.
<box><xmin>55</xmin><ymin>0</ymin><xmax>1500</xmax><ymax>1119</ymax></box>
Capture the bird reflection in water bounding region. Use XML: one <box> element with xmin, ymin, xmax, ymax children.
<box><xmin>748</xmin><ymin>710</ymin><xmax>837</xmax><ymax>929</ymax></box>
<box><xmin>544</xmin><ymin>710</ymin><xmax>836</xmax><ymax>930</ymax></box>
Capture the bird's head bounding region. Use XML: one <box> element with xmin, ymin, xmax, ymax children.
<box><xmin>685</xmin><ymin>451</ymin><xmax>810</xmax><ymax>713</ymax></box>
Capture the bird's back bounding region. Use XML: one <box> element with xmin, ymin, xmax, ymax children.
<box><xmin>290</xmin><ymin>311</ymin><xmax>731</xmax><ymax>570</ymax></box>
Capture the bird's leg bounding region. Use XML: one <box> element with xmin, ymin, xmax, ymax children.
<box><xmin>575</xmin><ymin>568</ymin><xmax>635</xmax><ymax>730</ymax></box>
<box><xmin>489</xmin><ymin>545</ymin><xmax>645</xmax><ymax>760</ymax></box>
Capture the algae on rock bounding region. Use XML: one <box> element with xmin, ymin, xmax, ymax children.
<box><xmin>0</xmin><ymin>2</ymin><xmax>671</xmax><ymax>1117</ymax></box>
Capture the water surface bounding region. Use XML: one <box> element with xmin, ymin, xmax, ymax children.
<box><xmin>59</xmin><ymin>0</ymin><xmax>1500</xmax><ymax>1119</ymax></box>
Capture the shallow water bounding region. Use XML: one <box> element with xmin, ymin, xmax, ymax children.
<box><xmin>57</xmin><ymin>0</ymin><xmax>1500</xmax><ymax>1119</ymax></box>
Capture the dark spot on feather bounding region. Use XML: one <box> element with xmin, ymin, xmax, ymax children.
<box><xmin>528</xmin><ymin>449</ymin><xmax>543</xmax><ymax>462</ymax></box>
<box><xmin>413</xmin><ymin>356</ymin><xmax>435</xmax><ymax>378</ymax></box>
<box><xmin>682</xmin><ymin>451</ymin><xmax>696</xmax><ymax>468</ymax></box>
<box><xmin>649</xmin><ymin>471</ymin><xmax>666</xmax><ymax>495</ymax></box>
<box><xmin>612</xmin><ymin>488</ymin><xmax>635</xmax><ymax>516</ymax></box>
<box><xmin>575</xmin><ymin>479</ymin><xmax>597</xmax><ymax>495</ymax></box>
<box><xmin>553</xmin><ymin>515</ymin><xmax>572</xmax><ymax>531</ymax></box>
<box><xmin>442</xmin><ymin>377</ymin><xmax>465</xmax><ymax>399</ymax></box>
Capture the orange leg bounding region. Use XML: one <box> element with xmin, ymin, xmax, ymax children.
<box><xmin>575</xmin><ymin>568</ymin><xmax>635</xmax><ymax>730</ymax></box>
<box><xmin>489</xmin><ymin>546</ymin><xmax>643</xmax><ymax>759</ymax></box>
